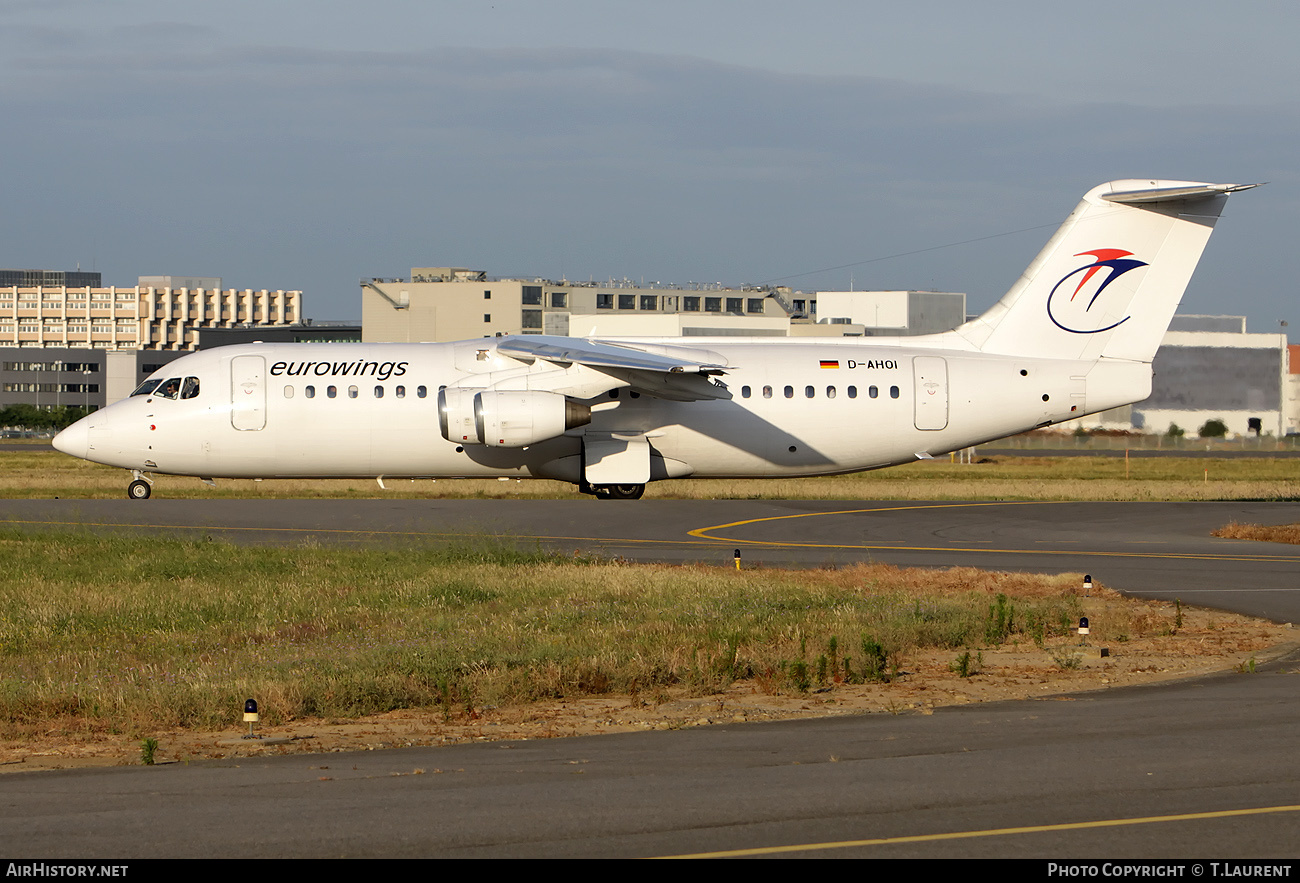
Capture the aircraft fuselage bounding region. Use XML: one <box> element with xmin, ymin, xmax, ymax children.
<box><xmin>57</xmin><ymin>337</ymin><xmax>1146</xmax><ymax>483</ymax></box>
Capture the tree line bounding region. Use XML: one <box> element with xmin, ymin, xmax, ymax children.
<box><xmin>0</xmin><ymin>404</ymin><xmax>92</xmax><ymax>432</ymax></box>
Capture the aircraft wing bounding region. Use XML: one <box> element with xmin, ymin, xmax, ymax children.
<box><xmin>495</xmin><ymin>335</ymin><xmax>733</xmax><ymax>401</ymax></box>
<box><xmin>497</xmin><ymin>335</ymin><xmax>727</xmax><ymax>374</ymax></box>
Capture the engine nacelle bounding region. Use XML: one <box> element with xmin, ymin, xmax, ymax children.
<box><xmin>438</xmin><ymin>387</ymin><xmax>485</xmax><ymax>444</ymax></box>
<box><xmin>474</xmin><ymin>389</ymin><xmax>591</xmax><ymax>447</ymax></box>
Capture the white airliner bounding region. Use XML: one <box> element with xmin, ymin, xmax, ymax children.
<box><xmin>53</xmin><ymin>179</ymin><xmax>1255</xmax><ymax>500</ymax></box>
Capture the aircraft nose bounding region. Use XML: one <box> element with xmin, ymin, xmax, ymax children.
<box><xmin>52</xmin><ymin>419</ymin><xmax>90</xmax><ymax>459</ymax></box>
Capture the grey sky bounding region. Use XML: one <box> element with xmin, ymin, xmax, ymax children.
<box><xmin>2</xmin><ymin>1</ymin><xmax>1295</xmax><ymax>325</ymax></box>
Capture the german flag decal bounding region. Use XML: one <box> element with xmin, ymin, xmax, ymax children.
<box><xmin>819</xmin><ymin>360</ymin><xmax>839</xmax><ymax>369</ymax></box>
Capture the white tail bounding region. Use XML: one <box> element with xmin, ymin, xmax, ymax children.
<box><xmin>955</xmin><ymin>180</ymin><xmax>1257</xmax><ymax>363</ymax></box>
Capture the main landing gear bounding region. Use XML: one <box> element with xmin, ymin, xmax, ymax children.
<box><xmin>591</xmin><ymin>483</ymin><xmax>645</xmax><ymax>500</ymax></box>
<box><xmin>127</xmin><ymin>471</ymin><xmax>153</xmax><ymax>500</ymax></box>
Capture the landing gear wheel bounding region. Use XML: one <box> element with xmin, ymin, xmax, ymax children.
<box><xmin>127</xmin><ymin>479</ymin><xmax>152</xmax><ymax>500</ymax></box>
<box><xmin>597</xmin><ymin>483</ymin><xmax>645</xmax><ymax>500</ymax></box>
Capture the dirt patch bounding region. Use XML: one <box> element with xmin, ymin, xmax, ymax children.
<box><xmin>1214</xmin><ymin>521</ymin><xmax>1300</xmax><ymax>544</ymax></box>
<box><xmin>2</xmin><ymin>599</ymin><xmax>1293</xmax><ymax>773</ymax></box>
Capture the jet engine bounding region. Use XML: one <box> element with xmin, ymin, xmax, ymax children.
<box><xmin>474</xmin><ymin>389</ymin><xmax>591</xmax><ymax>447</ymax></box>
<box><xmin>439</xmin><ymin>387</ymin><xmax>591</xmax><ymax>447</ymax></box>
<box><xmin>438</xmin><ymin>387</ymin><xmax>484</xmax><ymax>443</ymax></box>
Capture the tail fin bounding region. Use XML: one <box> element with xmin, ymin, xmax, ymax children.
<box><xmin>956</xmin><ymin>180</ymin><xmax>1257</xmax><ymax>363</ymax></box>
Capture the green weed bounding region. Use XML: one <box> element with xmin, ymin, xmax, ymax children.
<box><xmin>950</xmin><ymin>650</ymin><xmax>983</xmax><ymax>678</ymax></box>
<box><xmin>1048</xmin><ymin>645</ymin><xmax>1083</xmax><ymax>670</ymax></box>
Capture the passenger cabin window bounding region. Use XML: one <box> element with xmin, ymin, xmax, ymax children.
<box><xmin>804</xmin><ymin>385</ymin><xmax>814</xmax><ymax>398</ymax></box>
<box><xmin>826</xmin><ymin>386</ymin><xmax>836</xmax><ymax>399</ymax></box>
<box><xmin>305</xmin><ymin>385</ymin><xmax>315</xmax><ymax>398</ymax></box>
<box><xmin>348</xmin><ymin>386</ymin><xmax>358</xmax><ymax>399</ymax></box>
<box><xmin>847</xmin><ymin>386</ymin><xmax>857</xmax><ymax>399</ymax></box>
<box><xmin>869</xmin><ymin>386</ymin><xmax>879</xmax><ymax>399</ymax></box>
<box><xmin>783</xmin><ymin>385</ymin><xmax>794</xmax><ymax>398</ymax></box>
<box><xmin>284</xmin><ymin>385</ymin><xmax>294</xmax><ymax>398</ymax></box>
<box><xmin>374</xmin><ymin>386</ymin><xmax>384</xmax><ymax>398</ymax></box>
<box><xmin>762</xmin><ymin>385</ymin><xmax>773</xmax><ymax>399</ymax></box>
<box><xmin>417</xmin><ymin>386</ymin><xmax>427</xmax><ymax>398</ymax></box>
<box><xmin>741</xmin><ymin>386</ymin><xmax>751</xmax><ymax>398</ymax></box>
<box><xmin>327</xmin><ymin>386</ymin><xmax>337</xmax><ymax>398</ymax></box>
<box><xmin>890</xmin><ymin>386</ymin><xmax>900</xmax><ymax>398</ymax></box>
<box><xmin>395</xmin><ymin>385</ymin><xmax>405</xmax><ymax>398</ymax></box>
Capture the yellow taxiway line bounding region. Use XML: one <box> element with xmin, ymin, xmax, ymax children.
<box><xmin>657</xmin><ymin>802</ymin><xmax>1300</xmax><ymax>858</ymax></box>
<box><xmin>687</xmin><ymin>501</ymin><xmax>1300</xmax><ymax>563</ymax></box>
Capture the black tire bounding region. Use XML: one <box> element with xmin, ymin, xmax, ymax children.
<box><xmin>598</xmin><ymin>483</ymin><xmax>645</xmax><ymax>500</ymax></box>
<box><xmin>127</xmin><ymin>479</ymin><xmax>152</xmax><ymax>500</ymax></box>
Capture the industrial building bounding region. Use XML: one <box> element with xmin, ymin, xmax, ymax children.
<box><xmin>1067</xmin><ymin>315</ymin><xmax>1291</xmax><ymax>437</ymax></box>
<box><xmin>360</xmin><ymin>268</ymin><xmax>858</xmax><ymax>342</ymax></box>
<box><xmin>812</xmin><ymin>290</ymin><xmax>967</xmax><ymax>336</ymax></box>
<box><xmin>0</xmin><ymin>272</ymin><xmax>305</xmax><ymax>413</ymax></box>
<box><xmin>361</xmin><ymin>269</ymin><xmax>983</xmax><ymax>343</ymax></box>
<box><xmin>2</xmin><ymin>348</ymin><xmax>177</xmax><ymax>413</ymax></box>
<box><xmin>0</xmin><ymin>268</ymin><xmax>101</xmax><ymax>288</ymax></box>
<box><xmin>0</xmin><ymin>284</ymin><xmax>300</xmax><ymax>351</ymax></box>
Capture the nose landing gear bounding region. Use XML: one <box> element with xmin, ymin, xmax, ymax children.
<box><xmin>127</xmin><ymin>471</ymin><xmax>153</xmax><ymax>500</ymax></box>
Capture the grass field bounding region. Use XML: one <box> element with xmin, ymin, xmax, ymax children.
<box><xmin>0</xmin><ymin>530</ymin><xmax>1135</xmax><ymax>740</ymax></box>
<box><xmin>3</xmin><ymin>448</ymin><xmax>1299</xmax><ymax>501</ymax></box>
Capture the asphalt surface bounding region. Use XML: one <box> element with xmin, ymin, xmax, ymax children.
<box><xmin>2</xmin><ymin>497</ymin><xmax>1299</xmax><ymax>859</ymax></box>
<box><xmin>5</xmin><ymin>497</ymin><xmax>1300</xmax><ymax>620</ymax></box>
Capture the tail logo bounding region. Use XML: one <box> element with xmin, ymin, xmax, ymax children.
<box><xmin>1046</xmin><ymin>249</ymin><xmax>1148</xmax><ymax>334</ymax></box>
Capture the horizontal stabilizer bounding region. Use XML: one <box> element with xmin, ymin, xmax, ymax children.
<box><xmin>1102</xmin><ymin>182</ymin><xmax>1260</xmax><ymax>205</ymax></box>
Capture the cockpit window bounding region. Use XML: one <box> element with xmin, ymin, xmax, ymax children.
<box><xmin>154</xmin><ymin>377</ymin><xmax>183</xmax><ymax>400</ymax></box>
<box><xmin>181</xmin><ymin>377</ymin><xmax>200</xmax><ymax>399</ymax></box>
<box><xmin>131</xmin><ymin>379</ymin><xmax>162</xmax><ymax>397</ymax></box>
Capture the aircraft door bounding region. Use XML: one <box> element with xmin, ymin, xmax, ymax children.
<box><xmin>230</xmin><ymin>355</ymin><xmax>267</xmax><ymax>431</ymax></box>
<box><xmin>913</xmin><ymin>356</ymin><xmax>948</xmax><ymax>431</ymax></box>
